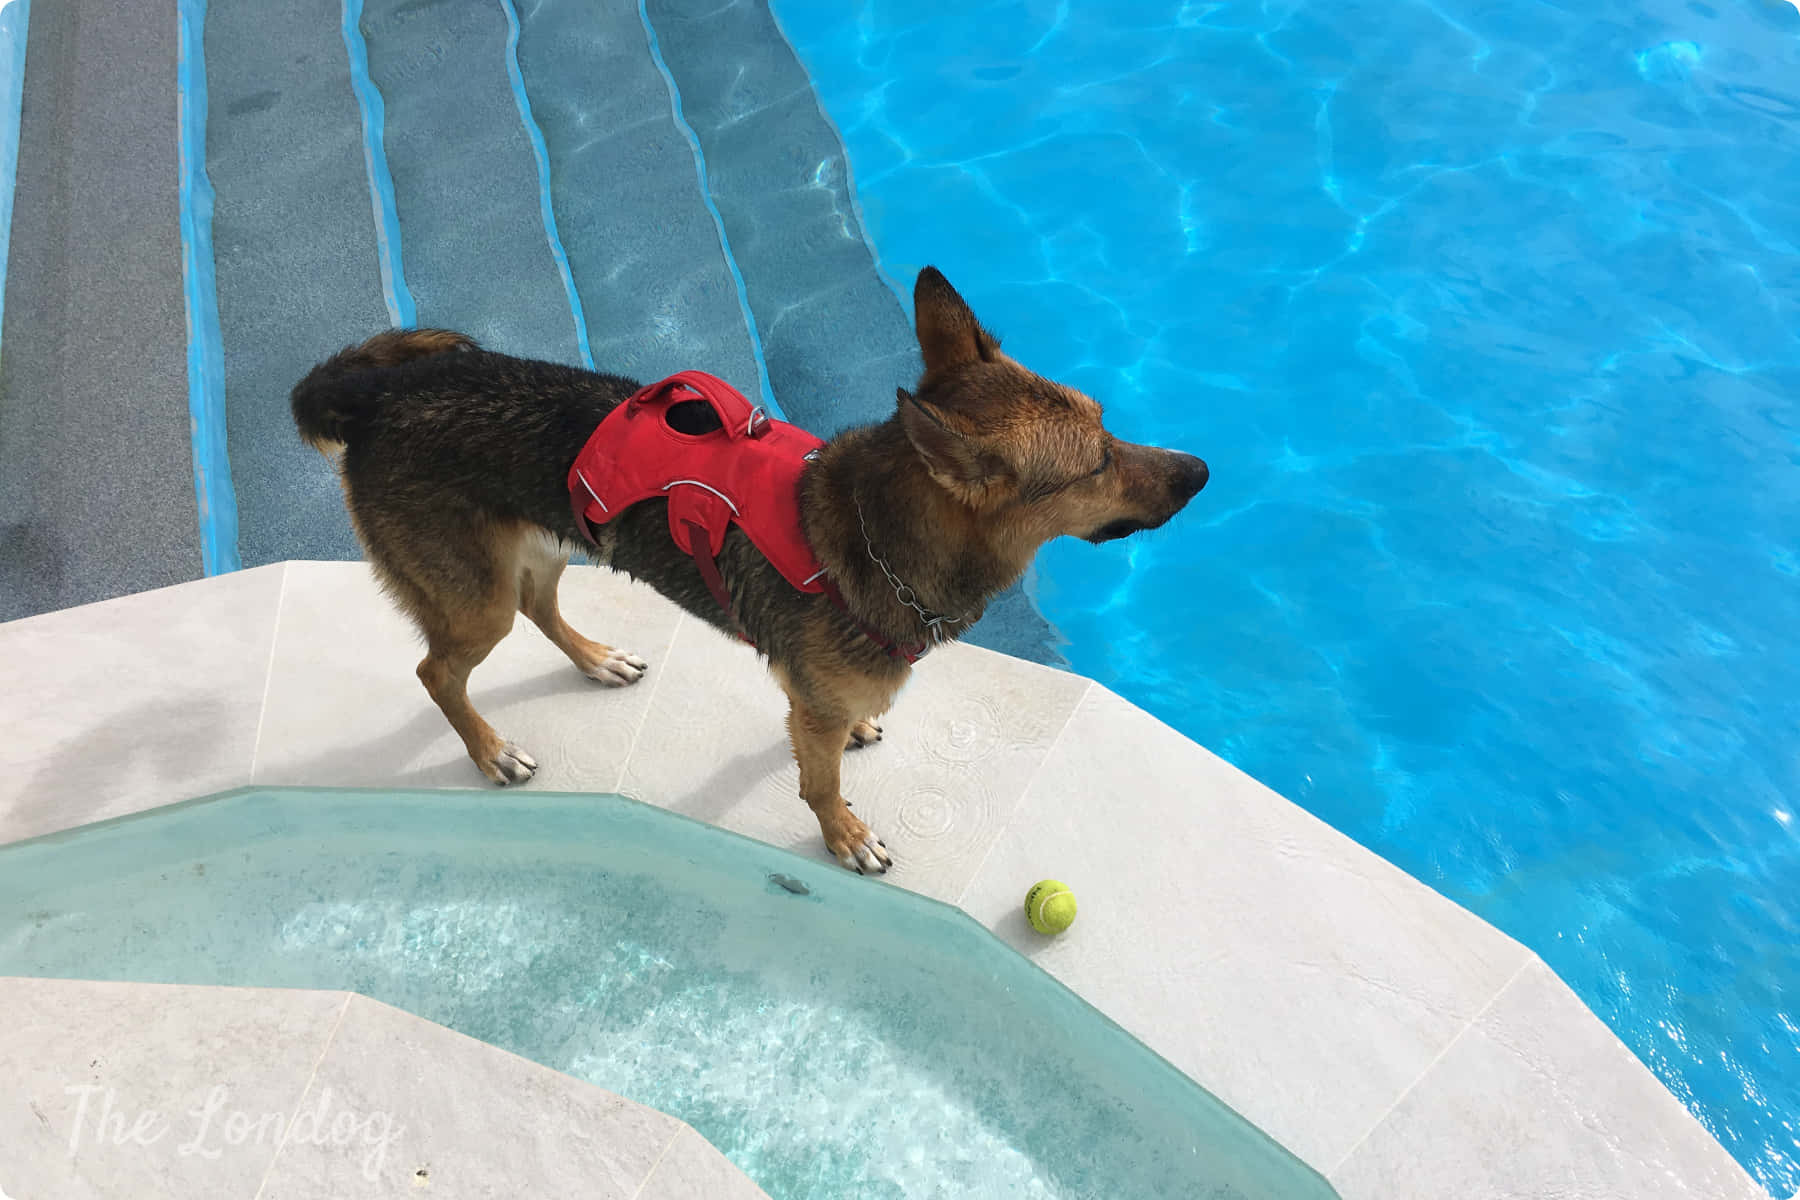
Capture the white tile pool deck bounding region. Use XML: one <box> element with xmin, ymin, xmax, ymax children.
<box><xmin>0</xmin><ymin>560</ymin><xmax>1772</xmax><ymax>1199</ymax></box>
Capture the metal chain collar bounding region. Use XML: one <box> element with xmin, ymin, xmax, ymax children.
<box><xmin>854</xmin><ymin>498</ymin><xmax>968</xmax><ymax>641</ymax></box>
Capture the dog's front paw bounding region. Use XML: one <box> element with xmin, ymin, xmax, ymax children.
<box><xmin>817</xmin><ymin>802</ymin><xmax>892</xmax><ymax>875</ymax></box>
<box><xmin>584</xmin><ymin>649</ymin><xmax>648</xmax><ymax>687</ymax></box>
<box><xmin>847</xmin><ymin>718</ymin><xmax>883</xmax><ymax>750</ymax></box>
<box><xmin>478</xmin><ymin>741</ymin><xmax>538</xmax><ymax>786</ymax></box>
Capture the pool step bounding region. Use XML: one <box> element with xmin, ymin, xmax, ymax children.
<box><xmin>509</xmin><ymin>0</ymin><xmax>761</xmax><ymax>391</ymax></box>
<box><xmin>0</xmin><ymin>0</ymin><xmax>200</xmax><ymax>619</ymax></box>
<box><xmin>206</xmin><ymin>0</ymin><xmax>391</xmax><ymax>569</ymax></box>
<box><xmin>0</xmin><ymin>0</ymin><xmax>1064</xmax><ymax>666</ymax></box>
<box><xmin>642</xmin><ymin>0</ymin><xmax>1067</xmax><ymax>664</ymax></box>
<box><xmin>357</xmin><ymin>0</ymin><xmax>581</xmax><ymax>364</ymax></box>
<box><xmin>642</xmin><ymin>0</ymin><xmax>916</xmax><ymax>437</ymax></box>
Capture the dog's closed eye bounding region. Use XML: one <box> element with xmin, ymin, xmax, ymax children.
<box><xmin>1023</xmin><ymin>447</ymin><xmax>1111</xmax><ymax>504</ymax></box>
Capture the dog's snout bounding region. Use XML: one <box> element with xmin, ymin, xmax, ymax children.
<box><xmin>1172</xmin><ymin>453</ymin><xmax>1208</xmax><ymax>501</ymax></box>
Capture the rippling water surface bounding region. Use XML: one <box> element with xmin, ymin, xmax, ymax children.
<box><xmin>772</xmin><ymin>0</ymin><xmax>1800</xmax><ymax>1187</ymax></box>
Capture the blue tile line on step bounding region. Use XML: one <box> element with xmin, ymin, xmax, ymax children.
<box><xmin>637</xmin><ymin>0</ymin><xmax>785</xmax><ymax>421</ymax></box>
<box><xmin>0</xmin><ymin>0</ymin><xmax>31</xmax><ymax>358</ymax></box>
<box><xmin>175</xmin><ymin>0</ymin><xmax>242</xmax><ymax>575</ymax></box>
<box><xmin>497</xmin><ymin>0</ymin><xmax>594</xmax><ymax>370</ymax></box>
<box><xmin>341</xmin><ymin>0</ymin><xmax>416</xmax><ymax>328</ymax></box>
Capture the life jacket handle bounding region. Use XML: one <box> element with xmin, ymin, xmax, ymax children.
<box><xmin>626</xmin><ymin>371</ymin><xmax>770</xmax><ymax>440</ymax></box>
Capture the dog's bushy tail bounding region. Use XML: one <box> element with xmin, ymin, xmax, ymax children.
<box><xmin>291</xmin><ymin>328</ymin><xmax>476</xmax><ymax>452</ymax></box>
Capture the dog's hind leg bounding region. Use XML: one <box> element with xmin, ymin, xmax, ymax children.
<box><xmin>350</xmin><ymin>501</ymin><xmax>542</xmax><ymax>785</ymax></box>
<box><xmin>416</xmin><ymin>598</ymin><xmax>536</xmax><ymax>785</ymax></box>
<box><xmin>515</xmin><ymin>530</ymin><xmax>648</xmax><ymax>687</ymax></box>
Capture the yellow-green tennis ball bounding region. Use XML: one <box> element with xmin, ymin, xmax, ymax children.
<box><xmin>1025</xmin><ymin>879</ymin><xmax>1077</xmax><ymax>934</ymax></box>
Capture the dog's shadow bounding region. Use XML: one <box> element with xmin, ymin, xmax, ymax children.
<box><xmin>656</xmin><ymin>741</ymin><xmax>795</xmax><ymax>826</ymax></box>
<box><xmin>269</xmin><ymin>666</ymin><xmax>807</xmax><ymax>825</ymax></box>
<box><xmin>265</xmin><ymin>666</ymin><xmax>607</xmax><ymax>791</ymax></box>
<box><xmin>995</xmin><ymin>907</ymin><xmax>1055</xmax><ymax>960</ymax></box>
<box><xmin>17</xmin><ymin>693</ymin><xmax>243</xmax><ymax>838</ymax></box>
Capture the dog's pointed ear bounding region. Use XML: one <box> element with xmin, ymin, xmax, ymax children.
<box><xmin>898</xmin><ymin>387</ymin><xmax>999</xmax><ymax>487</ymax></box>
<box><xmin>914</xmin><ymin>267</ymin><xmax>1000</xmax><ymax>375</ymax></box>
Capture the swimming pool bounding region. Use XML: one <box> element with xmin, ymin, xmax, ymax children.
<box><xmin>772</xmin><ymin>0</ymin><xmax>1800</xmax><ymax>1190</ymax></box>
<box><xmin>0</xmin><ymin>786</ymin><xmax>1338</xmax><ymax>1200</ymax></box>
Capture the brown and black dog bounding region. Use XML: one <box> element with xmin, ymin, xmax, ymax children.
<box><xmin>291</xmin><ymin>267</ymin><xmax>1207</xmax><ymax>873</ymax></box>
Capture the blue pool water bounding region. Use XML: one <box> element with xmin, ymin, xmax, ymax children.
<box><xmin>772</xmin><ymin>0</ymin><xmax>1800</xmax><ymax>1189</ymax></box>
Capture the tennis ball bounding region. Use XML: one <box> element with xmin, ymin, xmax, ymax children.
<box><xmin>1024</xmin><ymin>879</ymin><xmax>1077</xmax><ymax>934</ymax></box>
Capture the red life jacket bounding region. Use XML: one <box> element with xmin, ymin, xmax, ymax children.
<box><xmin>566</xmin><ymin>371</ymin><xmax>927</xmax><ymax>663</ymax></box>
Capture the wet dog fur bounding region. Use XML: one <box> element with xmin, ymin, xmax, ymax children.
<box><xmin>291</xmin><ymin>267</ymin><xmax>1208</xmax><ymax>872</ymax></box>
